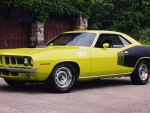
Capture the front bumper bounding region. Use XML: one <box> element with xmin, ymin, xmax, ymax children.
<box><xmin>0</xmin><ymin>67</ymin><xmax>37</xmax><ymax>73</ymax></box>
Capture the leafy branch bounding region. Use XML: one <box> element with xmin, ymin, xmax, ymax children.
<box><xmin>0</xmin><ymin>0</ymin><xmax>94</xmax><ymax>22</ymax></box>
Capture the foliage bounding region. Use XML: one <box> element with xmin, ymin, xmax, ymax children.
<box><xmin>139</xmin><ymin>28</ymin><xmax>150</xmax><ymax>45</ymax></box>
<box><xmin>89</xmin><ymin>0</ymin><xmax>150</xmax><ymax>41</ymax></box>
<box><xmin>139</xmin><ymin>38</ymin><xmax>150</xmax><ymax>45</ymax></box>
<box><xmin>0</xmin><ymin>0</ymin><xmax>94</xmax><ymax>22</ymax></box>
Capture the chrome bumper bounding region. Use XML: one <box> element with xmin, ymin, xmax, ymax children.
<box><xmin>0</xmin><ymin>67</ymin><xmax>37</xmax><ymax>73</ymax></box>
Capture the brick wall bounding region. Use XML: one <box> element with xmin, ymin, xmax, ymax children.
<box><xmin>30</xmin><ymin>21</ymin><xmax>44</xmax><ymax>46</ymax></box>
<box><xmin>75</xmin><ymin>15</ymin><xmax>88</xmax><ymax>30</ymax></box>
<box><xmin>30</xmin><ymin>15</ymin><xmax>88</xmax><ymax>46</ymax></box>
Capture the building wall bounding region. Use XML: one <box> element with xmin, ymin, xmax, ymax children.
<box><xmin>30</xmin><ymin>15</ymin><xmax>88</xmax><ymax>46</ymax></box>
<box><xmin>0</xmin><ymin>17</ymin><xmax>30</xmax><ymax>49</ymax></box>
<box><xmin>0</xmin><ymin>15</ymin><xmax>88</xmax><ymax>48</ymax></box>
<box><xmin>30</xmin><ymin>15</ymin><xmax>73</xmax><ymax>45</ymax></box>
<box><xmin>75</xmin><ymin>15</ymin><xmax>88</xmax><ymax>30</ymax></box>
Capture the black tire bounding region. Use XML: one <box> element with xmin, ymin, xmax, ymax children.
<box><xmin>130</xmin><ymin>61</ymin><xmax>150</xmax><ymax>85</ymax></box>
<box><xmin>45</xmin><ymin>63</ymin><xmax>77</xmax><ymax>93</ymax></box>
<box><xmin>4</xmin><ymin>79</ymin><xmax>26</xmax><ymax>87</ymax></box>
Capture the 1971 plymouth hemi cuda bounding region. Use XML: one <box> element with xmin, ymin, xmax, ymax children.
<box><xmin>0</xmin><ymin>30</ymin><xmax>149</xmax><ymax>92</ymax></box>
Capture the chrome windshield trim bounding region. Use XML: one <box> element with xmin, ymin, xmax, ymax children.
<box><xmin>0</xmin><ymin>67</ymin><xmax>37</xmax><ymax>73</ymax></box>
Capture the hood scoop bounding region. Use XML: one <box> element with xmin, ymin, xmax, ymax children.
<box><xmin>27</xmin><ymin>45</ymin><xmax>48</xmax><ymax>48</ymax></box>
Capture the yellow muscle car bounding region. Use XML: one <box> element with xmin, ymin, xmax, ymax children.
<box><xmin>0</xmin><ymin>30</ymin><xmax>149</xmax><ymax>93</ymax></box>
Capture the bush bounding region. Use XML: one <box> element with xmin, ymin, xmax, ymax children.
<box><xmin>138</xmin><ymin>28</ymin><xmax>150</xmax><ymax>45</ymax></box>
<box><xmin>139</xmin><ymin>37</ymin><xmax>150</xmax><ymax>45</ymax></box>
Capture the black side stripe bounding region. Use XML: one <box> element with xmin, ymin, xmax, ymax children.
<box><xmin>117</xmin><ymin>46</ymin><xmax>150</xmax><ymax>67</ymax></box>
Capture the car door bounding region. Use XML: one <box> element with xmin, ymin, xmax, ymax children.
<box><xmin>90</xmin><ymin>33</ymin><xmax>134</xmax><ymax>77</ymax></box>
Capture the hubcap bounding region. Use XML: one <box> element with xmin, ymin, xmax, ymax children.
<box><xmin>55</xmin><ymin>67</ymin><xmax>72</xmax><ymax>88</ymax></box>
<box><xmin>139</xmin><ymin>64</ymin><xmax>149</xmax><ymax>80</ymax></box>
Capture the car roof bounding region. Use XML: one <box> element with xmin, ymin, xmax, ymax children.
<box><xmin>62</xmin><ymin>30</ymin><xmax>141</xmax><ymax>45</ymax></box>
<box><xmin>62</xmin><ymin>30</ymin><xmax>124</xmax><ymax>34</ymax></box>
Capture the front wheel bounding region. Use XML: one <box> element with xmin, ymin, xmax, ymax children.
<box><xmin>4</xmin><ymin>79</ymin><xmax>26</xmax><ymax>87</ymax></box>
<box><xmin>130</xmin><ymin>61</ymin><xmax>150</xmax><ymax>85</ymax></box>
<box><xmin>46</xmin><ymin>63</ymin><xmax>77</xmax><ymax>93</ymax></box>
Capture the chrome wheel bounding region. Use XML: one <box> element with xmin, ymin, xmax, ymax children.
<box><xmin>54</xmin><ymin>67</ymin><xmax>72</xmax><ymax>88</ymax></box>
<box><xmin>130</xmin><ymin>61</ymin><xmax>150</xmax><ymax>85</ymax></box>
<box><xmin>46</xmin><ymin>63</ymin><xmax>77</xmax><ymax>93</ymax></box>
<box><xmin>139</xmin><ymin>64</ymin><xmax>148</xmax><ymax>81</ymax></box>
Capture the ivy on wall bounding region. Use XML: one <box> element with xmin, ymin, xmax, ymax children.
<box><xmin>0</xmin><ymin>0</ymin><xmax>94</xmax><ymax>22</ymax></box>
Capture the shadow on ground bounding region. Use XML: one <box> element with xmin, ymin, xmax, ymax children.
<box><xmin>74</xmin><ymin>78</ymin><xmax>132</xmax><ymax>91</ymax></box>
<box><xmin>0</xmin><ymin>78</ymin><xmax>132</xmax><ymax>93</ymax></box>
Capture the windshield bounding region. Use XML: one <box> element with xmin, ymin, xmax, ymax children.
<box><xmin>45</xmin><ymin>33</ymin><xmax>96</xmax><ymax>47</ymax></box>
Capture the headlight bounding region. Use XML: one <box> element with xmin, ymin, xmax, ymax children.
<box><xmin>23</xmin><ymin>57</ymin><xmax>29</xmax><ymax>66</ymax></box>
<box><xmin>23</xmin><ymin>57</ymin><xmax>33</xmax><ymax>66</ymax></box>
<box><xmin>30</xmin><ymin>58</ymin><xmax>33</xmax><ymax>66</ymax></box>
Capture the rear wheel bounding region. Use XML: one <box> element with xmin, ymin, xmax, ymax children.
<box><xmin>46</xmin><ymin>63</ymin><xmax>77</xmax><ymax>93</ymax></box>
<box><xmin>130</xmin><ymin>61</ymin><xmax>150</xmax><ymax>85</ymax></box>
<box><xmin>4</xmin><ymin>79</ymin><xmax>26</xmax><ymax>87</ymax></box>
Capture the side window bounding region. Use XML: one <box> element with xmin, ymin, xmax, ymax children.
<box><xmin>95</xmin><ymin>34</ymin><xmax>127</xmax><ymax>48</ymax></box>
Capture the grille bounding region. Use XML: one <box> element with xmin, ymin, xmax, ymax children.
<box><xmin>0</xmin><ymin>56</ymin><xmax>2</xmax><ymax>64</ymax></box>
<box><xmin>0</xmin><ymin>55</ymin><xmax>33</xmax><ymax>68</ymax></box>
<box><xmin>2</xmin><ymin>56</ymin><xmax>24</xmax><ymax>65</ymax></box>
<box><xmin>5</xmin><ymin>57</ymin><xmax>10</xmax><ymax>64</ymax></box>
<box><xmin>0</xmin><ymin>70</ymin><xmax>18</xmax><ymax>76</ymax></box>
<box><xmin>11</xmin><ymin>57</ymin><xmax>16</xmax><ymax>64</ymax></box>
<box><xmin>17</xmin><ymin>57</ymin><xmax>23</xmax><ymax>64</ymax></box>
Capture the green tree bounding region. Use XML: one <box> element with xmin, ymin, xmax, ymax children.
<box><xmin>89</xmin><ymin>0</ymin><xmax>150</xmax><ymax>40</ymax></box>
<box><xmin>0</xmin><ymin>0</ymin><xmax>94</xmax><ymax>22</ymax></box>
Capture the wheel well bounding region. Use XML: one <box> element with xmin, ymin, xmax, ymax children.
<box><xmin>55</xmin><ymin>61</ymin><xmax>80</xmax><ymax>78</ymax></box>
<box><xmin>136</xmin><ymin>58</ymin><xmax>150</xmax><ymax>67</ymax></box>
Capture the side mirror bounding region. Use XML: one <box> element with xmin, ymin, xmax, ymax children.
<box><xmin>103</xmin><ymin>43</ymin><xmax>109</xmax><ymax>50</ymax></box>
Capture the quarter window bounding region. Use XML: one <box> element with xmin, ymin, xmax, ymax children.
<box><xmin>119</xmin><ymin>35</ymin><xmax>131</xmax><ymax>46</ymax></box>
